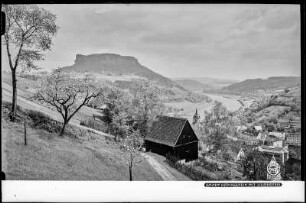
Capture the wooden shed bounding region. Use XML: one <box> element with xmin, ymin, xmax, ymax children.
<box><xmin>145</xmin><ymin>115</ymin><xmax>198</xmax><ymax>161</ymax></box>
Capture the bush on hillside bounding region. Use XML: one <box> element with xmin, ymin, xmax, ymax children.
<box><xmin>197</xmin><ymin>157</ymin><xmax>219</xmax><ymax>172</ymax></box>
<box><xmin>80</xmin><ymin>118</ymin><xmax>108</xmax><ymax>133</ymax></box>
<box><xmin>166</xmin><ymin>157</ymin><xmax>214</xmax><ymax>180</ymax></box>
<box><xmin>284</xmin><ymin>88</ymin><xmax>289</xmax><ymax>93</ymax></box>
<box><xmin>165</xmin><ymin>153</ymin><xmax>180</xmax><ymax>163</ymax></box>
<box><xmin>221</xmin><ymin>151</ymin><xmax>234</xmax><ymax>162</ymax></box>
<box><xmin>269</xmin><ymin>116</ymin><xmax>278</xmax><ymax>124</ymax></box>
<box><xmin>19</xmin><ymin>73</ymin><xmax>39</xmax><ymax>81</ymax></box>
<box><xmin>2</xmin><ymin>101</ymin><xmax>22</xmax><ymax>112</ymax></box>
<box><xmin>26</xmin><ymin>110</ymin><xmax>61</xmax><ymax>133</ymax></box>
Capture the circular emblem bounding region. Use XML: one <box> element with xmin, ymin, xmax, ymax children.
<box><xmin>267</xmin><ymin>158</ymin><xmax>280</xmax><ymax>176</ymax></box>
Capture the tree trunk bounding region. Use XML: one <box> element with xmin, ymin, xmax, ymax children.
<box><xmin>24</xmin><ymin>120</ymin><xmax>27</xmax><ymax>145</ymax></box>
<box><xmin>129</xmin><ymin>163</ymin><xmax>133</xmax><ymax>181</ymax></box>
<box><xmin>129</xmin><ymin>153</ymin><xmax>133</xmax><ymax>181</ymax></box>
<box><xmin>59</xmin><ymin>122</ymin><xmax>67</xmax><ymax>136</ymax></box>
<box><xmin>9</xmin><ymin>69</ymin><xmax>17</xmax><ymax>121</ymax></box>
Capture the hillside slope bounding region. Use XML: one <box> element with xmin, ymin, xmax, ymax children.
<box><xmin>173</xmin><ymin>79</ymin><xmax>214</xmax><ymax>91</ymax></box>
<box><xmin>1</xmin><ymin>111</ymin><xmax>162</xmax><ymax>180</ymax></box>
<box><xmin>245</xmin><ymin>86</ymin><xmax>301</xmax><ymax>127</ymax></box>
<box><xmin>173</xmin><ymin>77</ymin><xmax>239</xmax><ymax>90</ymax></box>
<box><xmin>1</xmin><ymin>83</ymin><xmax>163</xmax><ymax>180</ymax></box>
<box><xmin>1</xmin><ymin>78</ymin><xmax>190</xmax><ymax>180</ymax></box>
<box><xmin>222</xmin><ymin>76</ymin><xmax>300</xmax><ymax>94</ymax></box>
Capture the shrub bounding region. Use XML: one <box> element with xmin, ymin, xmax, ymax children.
<box><xmin>247</xmin><ymin>116</ymin><xmax>253</xmax><ymax>123</ymax></box>
<box><xmin>2</xmin><ymin>101</ymin><xmax>22</xmax><ymax>112</ymax></box>
<box><xmin>219</xmin><ymin>170</ymin><xmax>231</xmax><ymax>180</ymax></box>
<box><xmin>269</xmin><ymin>117</ymin><xmax>278</xmax><ymax>124</ymax></box>
<box><xmin>26</xmin><ymin>110</ymin><xmax>61</xmax><ymax>133</ymax></box>
<box><xmin>19</xmin><ymin>73</ymin><xmax>39</xmax><ymax>81</ymax></box>
<box><xmin>166</xmin><ymin>158</ymin><xmax>214</xmax><ymax>180</ymax></box>
<box><xmin>80</xmin><ymin>118</ymin><xmax>107</xmax><ymax>133</ymax></box>
<box><xmin>222</xmin><ymin>151</ymin><xmax>233</xmax><ymax>162</ymax></box>
<box><xmin>284</xmin><ymin>88</ymin><xmax>289</xmax><ymax>93</ymax></box>
<box><xmin>242</xmin><ymin>149</ymin><xmax>269</xmax><ymax>180</ymax></box>
<box><xmin>198</xmin><ymin>144</ymin><xmax>203</xmax><ymax>151</ymax></box>
<box><xmin>166</xmin><ymin>153</ymin><xmax>180</xmax><ymax>163</ymax></box>
<box><xmin>198</xmin><ymin>157</ymin><xmax>219</xmax><ymax>172</ymax></box>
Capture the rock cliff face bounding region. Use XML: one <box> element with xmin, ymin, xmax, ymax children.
<box><xmin>60</xmin><ymin>53</ymin><xmax>176</xmax><ymax>87</ymax></box>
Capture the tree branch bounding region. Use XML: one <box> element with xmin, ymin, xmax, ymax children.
<box><xmin>36</xmin><ymin>92</ymin><xmax>65</xmax><ymax>119</ymax></box>
<box><xmin>67</xmin><ymin>91</ymin><xmax>99</xmax><ymax>123</ymax></box>
<box><xmin>4</xmin><ymin>34</ymin><xmax>14</xmax><ymax>70</ymax></box>
<box><xmin>13</xmin><ymin>36</ymin><xmax>25</xmax><ymax>70</ymax></box>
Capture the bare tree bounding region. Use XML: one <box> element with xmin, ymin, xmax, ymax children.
<box><xmin>34</xmin><ymin>70</ymin><xmax>101</xmax><ymax>136</ymax></box>
<box><xmin>3</xmin><ymin>5</ymin><xmax>58</xmax><ymax>121</ymax></box>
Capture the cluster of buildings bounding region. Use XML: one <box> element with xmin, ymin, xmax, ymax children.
<box><xmin>237</xmin><ymin>121</ymin><xmax>301</xmax><ymax>165</ymax></box>
<box><xmin>98</xmin><ymin>102</ymin><xmax>300</xmax><ymax>171</ymax></box>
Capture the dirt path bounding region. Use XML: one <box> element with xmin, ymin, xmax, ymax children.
<box><xmin>141</xmin><ymin>153</ymin><xmax>176</xmax><ymax>181</ymax></box>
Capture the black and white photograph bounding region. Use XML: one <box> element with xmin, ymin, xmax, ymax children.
<box><xmin>1</xmin><ymin>3</ymin><xmax>304</xmax><ymax>202</ymax></box>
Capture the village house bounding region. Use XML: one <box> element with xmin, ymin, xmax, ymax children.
<box><xmin>253</xmin><ymin>125</ymin><xmax>263</xmax><ymax>132</ymax></box>
<box><xmin>236</xmin><ymin>125</ymin><xmax>247</xmax><ymax>132</ymax></box>
<box><xmin>257</xmin><ymin>145</ymin><xmax>289</xmax><ymax>164</ymax></box>
<box><xmin>285</xmin><ymin>133</ymin><xmax>301</xmax><ymax>162</ymax></box>
<box><xmin>278</xmin><ymin>118</ymin><xmax>290</xmax><ymax>130</ymax></box>
<box><xmin>286</xmin><ymin>133</ymin><xmax>301</xmax><ymax>146</ymax></box>
<box><xmin>235</xmin><ymin>148</ymin><xmax>245</xmax><ymax>162</ymax></box>
<box><xmin>268</xmin><ymin>132</ymin><xmax>286</xmax><ymax>140</ymax></box>
<box><xmin>256</xmin><ymin>132</ymin><xmax>267</xmax><ymax>145</ymax></box>
<box><xmin>145</xmin><ymin>115</ymin><xmax>198</xmax><ymax>162</ymax></box>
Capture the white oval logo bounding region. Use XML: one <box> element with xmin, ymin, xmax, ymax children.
<box><xmin>267</xmin><ymin>157</ymin><xmax>280</xmax><ymax>176</ymax></box>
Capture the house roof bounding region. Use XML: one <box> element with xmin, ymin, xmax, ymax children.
<box><xmin>265</xmin><ymin>135</ymin><xmax>282</xmax><ymax>143</ymax></box>
<box><xmin>237</xmin><ymin>125</ymin><xmax>247</xmax><ymax>132</ymax></box>
<box><xmin>268</xmin><ymin>132</ymin><xmax>286</xmax><ymax>140</ymax></box>
<box><xmin>145</xmin><ymin>115</ymin><xmax>189</xmax><ymax>147</ymax></box>
<box><xmin>254</xmin><ymin>126</ymin><xmax>262</xmax><ymax>131</ymax></box>
<box><xmin>256</xmin><ymin>133</ymin><xmax>267</xmax><ymax>141</ymax></box>
<box><xmin>258</xmin><ymin>145</ymin><xmax>288</xmax><ymax>153</ymax></box>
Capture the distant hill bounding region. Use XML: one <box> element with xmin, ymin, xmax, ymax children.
<box><xmin>173</xmin><ymin>77</ymin><xmax>239</xmax><ymax>90</ymax></box>
<box><xmin>59</xmin><ymin>53</ymin><xmax>180</xmax><ymax>88</ymax></box>
<box><xmin>173</xmin><ymin>79</ymin><xmax>214</xmax><ymax>91</ymax></box>
<box><xmin>222</xmin><ymin>76</ymin><xmax>301</xmax><ymax>94</ymax></box>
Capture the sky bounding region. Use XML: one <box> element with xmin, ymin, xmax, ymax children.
<box><xmin>1</xmin><ymin>4</ymin><xmax>301</xmax><ymax>81</ymax></box>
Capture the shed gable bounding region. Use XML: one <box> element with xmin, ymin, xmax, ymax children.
<box><xmin>175</xmin><ymin>121</ymin><xmax>198</xmax><ymax>146</ymax></box>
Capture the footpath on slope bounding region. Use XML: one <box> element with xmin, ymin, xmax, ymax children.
<box><xmin>141</xmin><ymin>153</ymin><xmax>176</xmax><ymax>181</ymax></box>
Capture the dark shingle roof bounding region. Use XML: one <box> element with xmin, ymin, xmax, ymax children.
<box><xmin>145</xmin><ymin>115</ymin><xmax>187</xmax><ymax>147</ymax></box>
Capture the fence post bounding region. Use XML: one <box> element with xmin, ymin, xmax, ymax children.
<box><xmin>24</xmin><ymin>120</ymin><xmax>27</xmax><ymax>146</ymax></box>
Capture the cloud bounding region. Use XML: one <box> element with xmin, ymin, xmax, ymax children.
<box><xmin>2</xmin><ymin>4</ymin><xmax>299</xmax><ymax>81</ymax></box>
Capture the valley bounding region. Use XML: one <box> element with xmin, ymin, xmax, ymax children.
<box><xmin>1</xmin><ymin>4</ymin><xmax>302</xmax><ymax>202</ymax></box>
<box><xmin>1</xmin><ymin>53</ymin><xmax>301</xmax><ymax>182</ymax></box>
